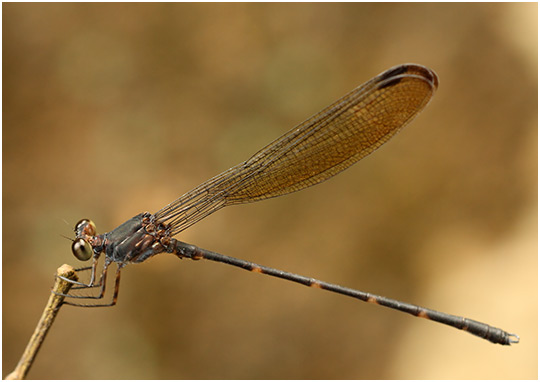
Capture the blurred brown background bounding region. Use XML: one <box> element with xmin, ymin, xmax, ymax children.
<box><xmin>3</xmin><ymin>3</ymin><xmax>537</xmax><ymax>379</ymax></box>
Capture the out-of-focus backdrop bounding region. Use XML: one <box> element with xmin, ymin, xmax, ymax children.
<box><xmin>3</xmin><ymin>3</ymin><xmax>537</xmax><ymax>379</ymax></box>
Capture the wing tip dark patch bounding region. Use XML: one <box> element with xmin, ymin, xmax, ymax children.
<box><xmin>377</xmin><ymin>77</ymin><xmax>403</xmax><ymax>90</ymax></box>
<box><xmin>377</xmin><ymin>64</ymin><xmax>439</xmax><ymax>90</ymax></box>
<box><xmin>379</xmin><ymin>65</ymin><xmax>409</xmax><ymax>82</ymax></box>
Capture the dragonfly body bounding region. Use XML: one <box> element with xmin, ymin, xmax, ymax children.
<box><xmin>84</xmin><ymin>213</ymin><xmax>159</xmax><ymax>264</ymax></box>
<box><xmin>61</xmin><ymin>64</ymin><xmax>518</xmax><ymax>345</ymax></box>
<box><xmin>75</xmin><ymin>212</ymin><xmax>199</xmax><ymax>264</ymax></box>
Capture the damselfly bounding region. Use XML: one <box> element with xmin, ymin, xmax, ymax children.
<box><xmin>59</xmin><ymin>64</ymin><xmax>518</xmax><ymax>345</ymax></box>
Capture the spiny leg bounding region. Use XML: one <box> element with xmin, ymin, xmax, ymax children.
<box><xmin>56</xmin><ymin>256</ymin><xmax>99</xmax><ymax>290</ymax></box>
<box><xmin>58</xmin><ymin>259</ymin><xmax>117</xmax><ymax>305</ymax></box>
<box><xmin>69</xmin><ymin>263</ymin><xmax>125</xmax><ymax>307</ymax></box>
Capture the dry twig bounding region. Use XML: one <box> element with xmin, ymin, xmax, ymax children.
<box><xmin>5</xmin><ymin>264</ymin><xmax>78</xmax><ymax>380</ymax></box>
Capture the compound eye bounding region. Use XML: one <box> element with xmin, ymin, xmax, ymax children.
<box><xmin>74</xmin><ymin>219</ymin><xmax>96</xmax><ymax>236</ymax></box>
<box><xmin>72</xmin><ymin>238</ymin><xmax>93</xmax><ymax>261</ymax></box>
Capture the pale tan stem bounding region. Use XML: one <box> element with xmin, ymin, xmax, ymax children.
<box><xmin>5</xmin><ymin>264</ymin><xmax>78</xmax><ymax>380</ymax></box>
